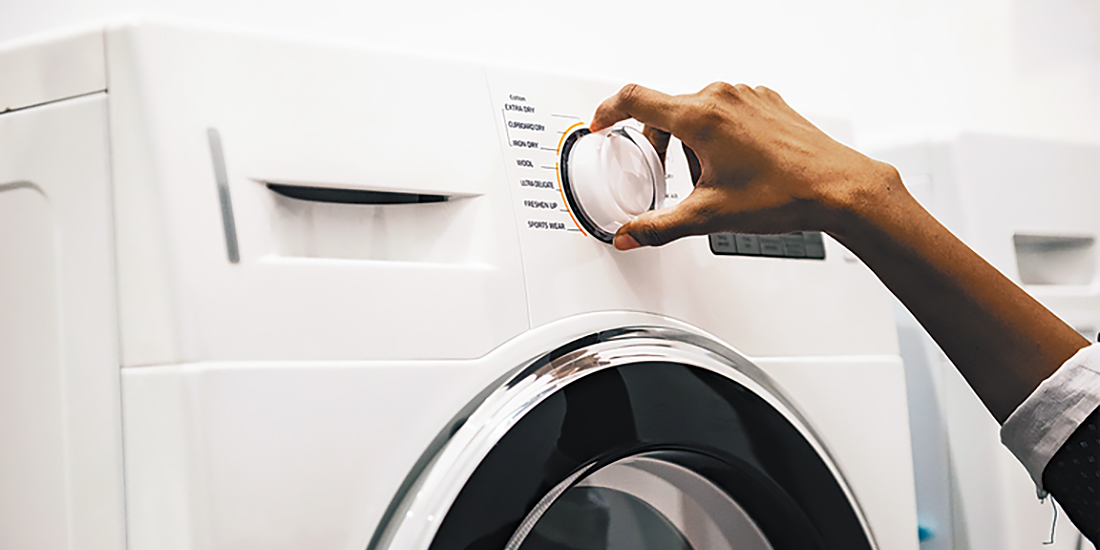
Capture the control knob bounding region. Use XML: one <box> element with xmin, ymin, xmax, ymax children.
<box><xmin>559</xmin><ymin>126</ymin><xmax>666</xmax><ymax>242</ymax></box>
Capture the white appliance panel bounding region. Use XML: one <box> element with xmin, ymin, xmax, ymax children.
<box><xmin>487</xmin><ymin>66</ymin><xmax>899</xmax><ymax>358</ymax></box>
<box><xmin>0</xmin><ymin>94</ymin><xmax>126</xmax><ymax>550</ymax></box>
<box><xmin>0</xmin><ymin>21</ymin><xmax>918</xmax><ymax>550</ymax></box>
<box><xmin>121</xmin><ymin>313</ymin><xmax>917</xmax><ymax>550</ymax></box>
<box><xmin>104</xmin><ymin>22</ymin><xmax>529</xmax><ymax>366</ymax></box>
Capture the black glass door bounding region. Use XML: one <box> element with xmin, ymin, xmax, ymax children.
<box><xmin>429</xmin><ymin>362</ymin><xmax>873</xmax><ymax>550</ymax></box>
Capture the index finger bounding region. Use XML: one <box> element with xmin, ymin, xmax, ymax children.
<box><xmin>590</xmin><ymin>84</ymin><xmax>686</xmax><ymax>134</ymax></box>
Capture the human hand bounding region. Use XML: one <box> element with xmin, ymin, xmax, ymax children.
<box><xmin>589</xmin><ymin>83</ymin><xmax>902</xmax><ymax>250</ymax></box>
<box><xmin>596</xmin><ymin>85</ymin><xmax>1091</xmax><ymax>437</ymax></box>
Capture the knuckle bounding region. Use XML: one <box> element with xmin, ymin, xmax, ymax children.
<box><xmin>703</xmin><ymin>81</ymin><xmax>732</xmax><ymax>94</ymax></box>
<box><xmin>618</xmin><ymin>83</ymin><xmax>642</xmax><ymax>105</ymax></box>
<box><xmin>697</xmin><ymin>82</ymin><xmax>755</xmax><ymax>105</ymax></box>
<box><xmin>701</xmin><ymin>81</ymin><xmax>738</xmax><ymax>100</ymax></box>
<box><xmin>754</xmin><ymin>85</ymin><xmax>781</xmax><ymax>100</ymax></box>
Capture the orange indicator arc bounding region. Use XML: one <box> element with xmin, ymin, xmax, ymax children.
<box><xmin>557</xmin><ymin>121</ymin><xmax>586</xmax><ymax>154</ymax></box>
<box><xmin>555</xmin><ymin>121</ymin><xmax>588</xmax><ymax>236</ymax></box>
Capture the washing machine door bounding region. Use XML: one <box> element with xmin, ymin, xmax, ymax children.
<box><xmin>369</xmin><ymin>327</ymin><xmax>877</xmax><ymax>550</ymax></box>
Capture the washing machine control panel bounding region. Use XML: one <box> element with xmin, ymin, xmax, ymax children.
<box><xmin>487</xmin><ymin>68</ymin><xmax>826</xmax><ymax>259</ymax></box>
<box><xmin>487</xmin><ymin>70</ymin><xmax>690</xmax><ymax>246</ymax></box>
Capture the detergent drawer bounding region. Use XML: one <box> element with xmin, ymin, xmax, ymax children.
<box><xmin>106</xmin><ymin>22</ymin><xmax>527</xmax><ymax>365</ymax></box>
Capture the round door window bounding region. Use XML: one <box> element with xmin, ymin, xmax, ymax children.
<box><xmin>371</xmin><ymin>328</ymin><xmax>876</xmax><ymax>550</ymax></box>
<box><xmin>509</xmin><ymin>454</ymin><xmax>772</xmax><ymax>550</ymax></box>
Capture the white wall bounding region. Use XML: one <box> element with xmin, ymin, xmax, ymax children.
<box><xmin>2</xmin><ymin>0</ymin><xmax>1099</xmax><ymax>147</ymax></box>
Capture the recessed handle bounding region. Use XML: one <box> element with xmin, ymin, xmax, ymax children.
<box><xmin>267</xmin><ymin>183</ymin><xmax>449</xmax><ymax>205</ymax></box>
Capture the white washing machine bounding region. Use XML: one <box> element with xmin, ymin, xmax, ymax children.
<box><xmin>0</xmin><ymin>19</ymin><xmax>917</xmax><ymax>550</ymax></box>
<box><xmin>873</xmin><ymin>135</ymin><xmax>1099</xmax><ymax>550</ymax></box>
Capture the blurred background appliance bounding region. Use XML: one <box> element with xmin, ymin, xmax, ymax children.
<box><xmin>873</xmin><ymin>134</ymin><xmax>1100</xmax><ymax>550</ymax></box>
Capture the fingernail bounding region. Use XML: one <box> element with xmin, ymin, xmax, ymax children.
<box><xmin>614</xmin><ymin>233</ymin><xmax>640</xmax><ymax>250</ymax></box>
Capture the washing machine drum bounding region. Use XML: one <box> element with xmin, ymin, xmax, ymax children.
<box><xmin>373</xmin><ymin>329</ymin><xmax>876</xmax><ymax>550</ymax></box>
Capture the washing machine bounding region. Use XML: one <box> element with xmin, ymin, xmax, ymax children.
<box><xmin>872</xmin><ymin>135</ymin><xmax>1099</xmax><ymax>550</ymax></box>
<box><xmin>0</xmin><ymin>19</ymin><xmax>917</xmax><ymax>550</ymax></box>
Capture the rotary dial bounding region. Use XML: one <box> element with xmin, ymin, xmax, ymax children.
<box><xmin>559</xmin><ymin>125</ymin><xmax>666</xmax><ymax>243</ymax></box>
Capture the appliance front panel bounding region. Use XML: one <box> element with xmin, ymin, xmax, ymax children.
<box><xmin>119</xmin><ymin>315</ymin><xmax>915</xmax><ymax>550</ymax></box>
<box><xmin>486</xmin><ymin>65</ymin><xmax>897</xmax><ymax>358</ymax></box>
<box><xmin>106</xmin><ymin>22</ymin><xmax>529</xmax><ymax>365</ymax></box>
<box><xmin>107</xmin><ymin>22</ymin><xmax>897</xmax><ymax>364</ymax></box>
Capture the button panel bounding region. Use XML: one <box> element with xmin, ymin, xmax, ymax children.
<box><xmin>735</xmin><ymin>234</ymin><xmax>761</xmax><ymax>255</ymax></box>
<box><xmin>708</xmin><ymin>231</ymin><xmax>826</xmax><ymax>260</ymax></box>
<box><xmin>758</xmin><ymin>235</ymin><xmax>784</xmax><ymax>256</ymax></box>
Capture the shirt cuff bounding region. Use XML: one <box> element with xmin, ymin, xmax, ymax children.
<box><xmin>1000</xmin><ymin>342</ymin><xmax>1100</xmax><ymax>489</ymax></box>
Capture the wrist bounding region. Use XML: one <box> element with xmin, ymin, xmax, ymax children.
<box><xmin>823</xmin><ymin>161</ymin><xmax>916</xmax><ymax>248</ymax></box>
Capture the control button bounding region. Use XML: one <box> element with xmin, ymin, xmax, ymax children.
<box><xmin>734</xmin><ymin>234</ymin><xmax>761</xmax><ymax>255</ymax></box>
<box><xmin>803</xmin><ymin>231</ymin><xmax>826</xmax><ymax>259</ymax></box>
<box><xmin>781</xmin><ymin>234</ymin><xmax>806</xmax><ymax>258</ymax></box>
<box><xmin>709</xmin><ymin>231</ymin><xmax>826</xmax><ymax>260</ymax></box>
<box><xmin>709</xmin><ymin>233</ymin><xmax>737</xmax><ymax>254</ymax></box>
<box><xmin>559</xmin><ymin>126</ymin><xmax>665</xmax><ymax>243</ymax></box>
<box><xmin>758</xmin><ymin>235</ymin><xmax>784</xmax><ymax>256</ymax></box>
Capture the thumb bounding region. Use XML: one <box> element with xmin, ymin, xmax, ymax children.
<box><xmin>613</xmin><ymin>191</ymin><xmax>714</xmax><ymax>250</ymax></box>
